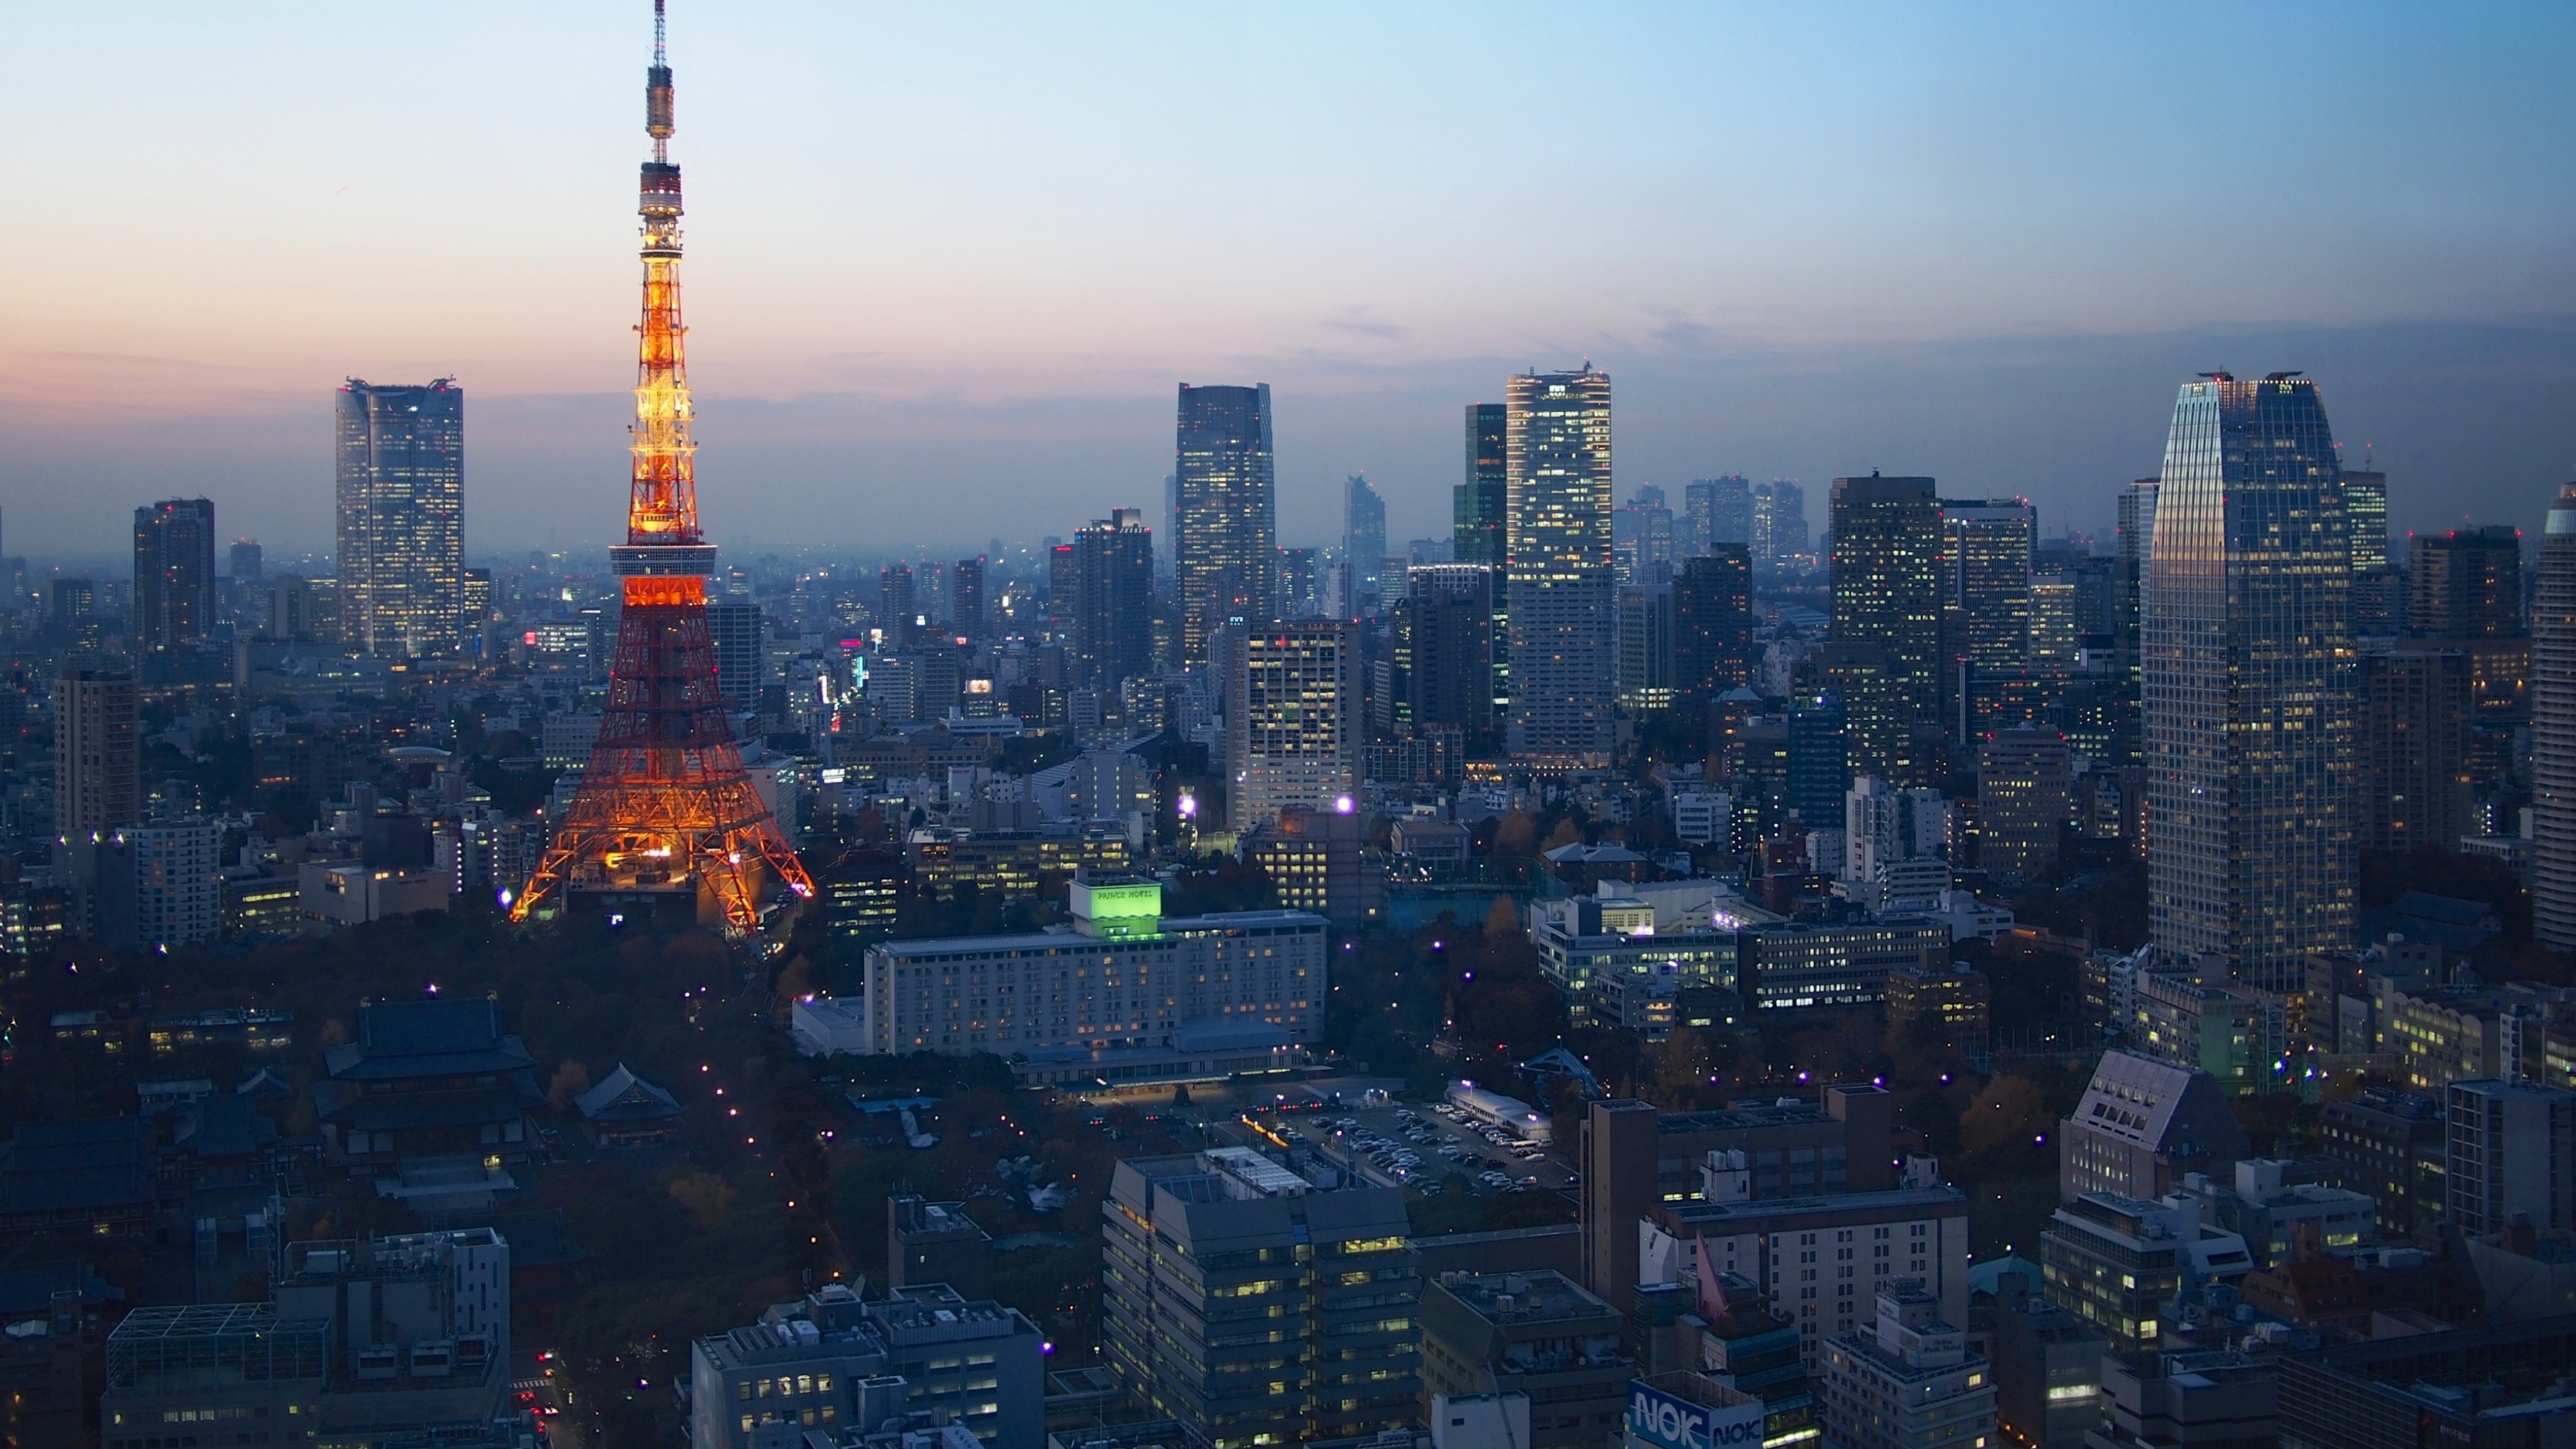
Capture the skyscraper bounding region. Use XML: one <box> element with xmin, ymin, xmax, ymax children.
<box><xmin>1615</xmin><ymin>586</ymin><xmax>1676</xmax><ymax>710</ymax></box>
<box><xmin>230</xmin><ymin>537</ymin><xmax>266</xmax><ymax>635</ymax></box>
<box><xmin>1173</xmin><ymin>383</ymin><xmax>1275</xmax><ymax>663</ymax></box>
<box><xmin>2143</xmin><ymin>372</ymin><xmax>2355</xmax><ymax>988</ymax></box>
<box><xmin>1456</xmin><ymin>403</ymin><xmax>1508</xmax><ymax>568</ymax></box>
<box><xmin>1939</xmin><ymin>498</ymin><xmax>2035</xmax><ymax>694</ymax></box>
<box><xmin>2344</xmin><ymin>469</ymin><xmax>2400</xmax><ymax>637</ymax></box>
<box><xmin>54</xmin><ymin>663</ymin><xmax>140</xmax><ymax>837</ymax></box>
<box><xmin>1819</xmin><ymin>641</ymin><xmax>1919</xmax><ymax>788</ymax></box>
<box><xmin>2343</xmin><ymin>470</ymin><xmax>2390</xmax><ymax>572</ymax></box>
<box><xmin>1224</xmin><ymin>619</ymin><xmax>1356</xmax><ymax>831</ymax></box>
<box><xmin>2358</xmin><ymin>642</ymin><xmax>2472</xmax><ymax>855</ymax></box>
<box><xmin>1073</xmin><ymin>508</ymin><xmax>1155</xmax><ymax>691</ymax></box>
<box><xmin>2404</xmin><ymin>525</ymin><xmax>2528</xmax><ymax>801</ymax></box>
<box><xmin>1505</xmin><ymin>364</ymin><xmax>1615</xmax><ymax>771</ymax></box>
<box><xmin>132</xmin><ymin>498</ymin><xmax>216</xmax><ymax>651</ymax></box>
<box><xmin>879</xmin><ymin>564</ymin><xmax>916</xmax><ymax>645</ymax></box>
<box><xmin>1786</xmin><ymin>692</ymin><xmax>1851</xmax><ymax>827</ymax></box>
<box><xmin>1831</xmin><ymin>476</ymin><xmax>1943</xmax><ymax>690</ymax></box>
<box><xmin>1691</xmin><ymin>476</ymin><xmax>1754</xmax><ymax>555</ymax></box>
<box><xmin>1046</xmin><ymin>541</ymin><xmax>1077</xmax><ymax>637</ymax></box>
<box><xmin>51</xmin><ymin>578</ymin><xmax>93</xmax><ymax>631</ymax></box>
<box><xmin>335</xmin><ymin>378</ymin><xmax>464</xmax><ymax>657</ymax></box>
<box><xmin>1342</xmin><ymin>474</ymin><xmax>1386</xmax><ymax>616</ymax></box>
<box><xmin>1276</xmin><ymin>545</ymin><xmax>1320</xmax><ymax>618</ymax></box>
<box><xmin>1614</xmin><ymin>484</ymin><xmax>1676</xmax><ymax>588</ymax></box>
<box><xmin>2027</xmin><ymin>574</ymin><xmax>2079</xmax><ymax>665</ymax></box>
<box><xmin>1672</xmin><ymin>547</ymin><xmax>1753</xmax><ymax>702</ymax></box>
<box><xmin>1831</xmin><ymin>475</ymin><xmax>1943</xmax><ymax>785</ymax></box>
<box><xmin>1753</xmin><ymin>480</ymin><xmax>1809</xmax><ymax>568</ymax></box>
<box><xmin>266</xmin><ymin>575</ymin><xmax>315</xmax><ymax>641</ymax></box>
<box><xmin>2408</xmin><ymin>526</ymin><xmax>2523</xmax><ymax>637</ymax></box>
<box><xmin>951</xmin><ymin>556</ymin><xmax>985</xmax><ymax>640</ymax></box>
<box><xmin>2534</xmin><ymin>483</ymin><xmax>2576</xmax><ymax>950</ymax></box>
<box><xmin>1979</xmin><ymin>727</ymin><xmax>2073</xmax><ymax>881</ymax></box>
<box><xmin>707</xmin><ymin>598</ymin><xmax>763</xmax><ymax>710</ymax></box>
<box><xmin>461</xmin><ymin>566</ymin><xmax>492</xmax><ymax>644</ymax></box>
<box><xmin>2116</xmin><ymin>479</ymin><xmax>2159</xmax><ymax>663</ymax></box>
<box><xmin>1678</xmin><ymin>480</ymin><xmax>1710</xmax><ymax>558</ymax></box>
<box><xmin>1395</xmin><ymin>564</ymin><xmax>1497</xmax><ymax>749</ymax></box>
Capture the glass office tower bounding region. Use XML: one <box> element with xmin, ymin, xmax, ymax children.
<box><xmin>1459</xmin><ymin>402</ymin><xmax>1511</xmax><ymax>724</ymax></box>
<box><xmin>133</xmin><ymin>498</ymin><xmax>216</xmax><ymax>651</ymax></box>
<box><xmin>2534</xmin><ymin>483</ymin><xmax>2576</xmax><ymax>950</ymax></box>
<box><xmin>1173</xmin><ymin>383</ymin><xmax>1276</xmax><ymax>665</ymax></box>
<box><xmin>1829</xmin><ymin>475</ymin><xmax>1943</xmax><ymax>787</ymax></box>
<box><xmin>1753</xmin><ymin>480</ymin><xmax>1809</xmax><ymax>568</ymax></box>
<box><xmin>1396</xmin><ymin>564</ymin><xmax>1498</xmax><ymax>749</ymax></box>
<box><xmin>2143</xmin><ymin>372</ymin><xmax>2355</xmax><ymax>989</ymax></box>
<box><xmin>335</xmin><ymin>378</ymin><xmax>464</xmax><ymax>657</ymax></box>
<box><xmin>1343</xmin><ymin>474</ymin><xmax>1387</xmax><ymax>616</ymax></box>
<box><xmin>1073</xmin><ymin>508</ymin><xmax>1157</xmax><ymax>691</ymax></box>
<box><xmin>1829</xmin><ymin>476</ymin><xmax>1944</xmax><ymax>696</ymax></box>
<box><xmin>1941</xmin><ymin>498</ymin><xmax>2037</xmax><ymax>674</ymax></box>
<box><xmin>1691</xmin><ymin>476</ymin><xmax>1754</xmax><ymax>555</ymax></box>
<box><xmin>1456</xmin><ymin>403</ymin><xmax>1508</xmax><ymax>567</ymax></box>
<box><xmin>1505</xmin><ymin>365</ymin><xmax>1615</xmax><ymax>771</ymax></box>
<box><xmin>2342</xmin><ymin>470</ymin><xmax>2390</xmax><ymax>573</ymax></box>
<box><xmin>1673</xmin><ymin>547</ymin><xmax>1754</xmax><ymax>702</ymax></box>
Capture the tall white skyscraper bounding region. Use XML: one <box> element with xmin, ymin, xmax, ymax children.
<box><xmin>2143</xmin><ymin>372</ymin><xmax>2355</xmax><ymax>989</ymax></box>
<box><xmin>1505</xmin><ymin>365</ymin><xmax>1614</xmax><ymax>771</ymax></box>
<box><xmin>335</xmin><ymin>378</ymin><xmax>464</xmax><ymax>658</ymax></box>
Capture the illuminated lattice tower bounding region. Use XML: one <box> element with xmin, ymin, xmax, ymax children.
<box><xmin>514</xmin><ymin>1</ymin><xmax>812</xmax><ymax>932</ymax></box>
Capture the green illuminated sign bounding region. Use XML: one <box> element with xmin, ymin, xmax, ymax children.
<box><xmin>1075</xmin><ymin>880</ymin><xmax>1163</xmax><ymax>937</ymax></box>
<box><xmin>1085</xmin><ymin>883</ymin><xmax>1160</xmax><ymax>919</ymax></box>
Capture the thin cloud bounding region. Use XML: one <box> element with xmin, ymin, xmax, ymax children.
<box><xmin>1320</xmin><ymin>307</ymin><xmax>1409</xmax><ymax>343</ymax></box>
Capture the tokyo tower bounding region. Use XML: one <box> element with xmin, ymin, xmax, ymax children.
<box><xmin>513</xmin><ymin>1</ymin><xmax>813</xmax><ymax>932</ymax></box>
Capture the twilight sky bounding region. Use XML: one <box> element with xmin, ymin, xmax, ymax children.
<box><xmin>7</xmin><ymin>2</ymin><xmax>2575</xmax><ymax>564</ymax></box>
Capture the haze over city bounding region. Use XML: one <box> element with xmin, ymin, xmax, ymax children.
<box><xmin>14</xmin><ymin>8</ymin><xmax>2576</xmax><ymax>1449</ymax></box>
<box><xmin>9</xmin><ymin>2</ymin><xmax>2575</xmax><ymax>557</ymax></box>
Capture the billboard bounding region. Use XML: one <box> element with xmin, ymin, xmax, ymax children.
<box><xmin>1626</xmin><ymin>1379</ymin><xmax>1765</xmax><ymax>1449</ymax></box>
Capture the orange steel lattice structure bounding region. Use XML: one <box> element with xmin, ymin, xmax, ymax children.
<box><xmin>513</xmin><ymin>1</ymin><xmax>812</xmax><ymax>932</ymax></box>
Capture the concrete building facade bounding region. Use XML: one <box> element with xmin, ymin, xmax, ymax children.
<box><xmin>1818</xmin><ymin>1281</ymin><xmax>1996</xmax><ymax>1449</ymax></box>
<box><xmin>1102</xmin><ymin>1149</ymin><xmax>1419</xmax><ymax>1448</ymax></box>
<box><xmin>858</xmin><ymin>879</ymin><xmax>1325</xmax><ymax>1063</ymax></box>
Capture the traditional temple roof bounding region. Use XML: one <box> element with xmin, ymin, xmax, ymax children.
<box><xmin>323</xmin><ymin>998</ymin><xmax>535</xmax><ymax>1081</ymax></box>
<box><xmin>573</xmin><ymin>1063</ymin><xmax>682</xmax><ymax>1124</ymax></box>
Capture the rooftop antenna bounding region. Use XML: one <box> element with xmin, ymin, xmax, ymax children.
<box><xmin>647</xmin><ymin>0</ymin><xmax>674</xmax><ymax>165</ymax></box>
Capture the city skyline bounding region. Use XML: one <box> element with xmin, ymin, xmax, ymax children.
<box><xmin>13</xmin><ymin>9</ymin><xmax>2576</xmax><ymax>1449</ymax></box>
<box><xmin>7</xmin><ymin>5</ymin><xmax>2575</xmax><ymax>558</ymax></box>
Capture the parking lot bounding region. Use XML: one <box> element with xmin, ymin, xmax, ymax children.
<box><xmin>1269</xmin><ymin>1101</ymin><xmax>1578</xmax><ymax>1198</ymax></box>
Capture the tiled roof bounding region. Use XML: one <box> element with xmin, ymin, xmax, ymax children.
<box><xmin>573</xmin><ymin>1063</ymin><xmax>682</xmax><ymax>1123</ymax></box>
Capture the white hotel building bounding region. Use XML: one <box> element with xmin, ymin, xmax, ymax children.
<box><xmin>845</xmin><ymin>877</ymin><xmax>1327</xmax><ymax>1079</ymax></box>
